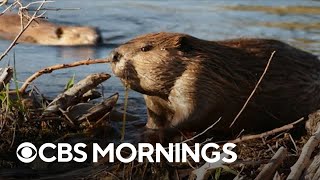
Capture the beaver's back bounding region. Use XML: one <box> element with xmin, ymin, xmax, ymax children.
<box><xmin>213</xmin><ymin>38</ymin><xmax>320</xmax><ymax>132</ymax></box>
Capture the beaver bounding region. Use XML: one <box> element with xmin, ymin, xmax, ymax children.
<box><xmin>109</xmin><ymin>32</ymin><xmax>320</xmax><ymax>137</ymax></box>
<box><xmin>0</xmin><ymin>14</ymin><xmax>101</xmax><ymax>46</ymax></box>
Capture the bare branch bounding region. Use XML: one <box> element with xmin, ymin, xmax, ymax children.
<box><xmin>229</xmin><ymin>117</ymin><xmax>304</xmax><ymax>144</ymax></box>
<box><xmin>19</xmin><ymin>58</ymin><xmax>111</xmax><ymax>93</ymax></box>
<box><xmin>182</xmin><ymin>117</ymin><xmax>222</xmax><ymax>143</ymax></box>
<box><xmin>0</xmin><ymin>1</ymin><xmax>17</xmax><ymax>16</ymax></box>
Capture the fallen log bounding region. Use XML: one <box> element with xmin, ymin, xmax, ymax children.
<box><xmin>44</xmin><ymin>73</ymin><xmax>110</xmax><ymax>114</ymax></box>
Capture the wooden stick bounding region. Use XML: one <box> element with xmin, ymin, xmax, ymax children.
<box><xmin>255</xmin><ymin>147</ymin><xmax>287</xmax><ymax>180</ymax></box>
<box><xmin>230</xmin><ymin>51</ymin><xmax>276</xmax><ymax>127</ymax></box>
<box><xmin>230</xmin><ymin>117</ymin><xmax>304</xmax><ymax>144</ymax></box>
<box><xmin>19</xmin><ymin>58</ymin><xmax>111</xmax><ymax>93</ymax></box>
<box><xmin>287</xmin><ymin>122</ymin><xmax>320</xmax><ymax>180</ymax></box>
<box><xmin>182</xmin><ymin>117</ymin><xmax>221</xmax><ymax>143</ymax></box>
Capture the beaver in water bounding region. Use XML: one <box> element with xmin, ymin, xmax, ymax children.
<box><xmin>0</xmin><ymin>14</ymin><xmax>101</xmax><ymax>46</ymax></box>
<box><xmin>109</xmin><ymin>32</ymin><xmax>320</xmax><ymax>137</ymax></box>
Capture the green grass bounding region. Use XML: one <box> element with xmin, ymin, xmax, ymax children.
<box><xmin>64</xmin><ymin>74</ymin><xmax>75</xmax><ymax>91</ymax></box>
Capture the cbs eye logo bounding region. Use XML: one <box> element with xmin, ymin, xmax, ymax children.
<box><xmin>16</xmin><ymin>142</ymin><xmax>37</xmax><ymax>163</ymax></box>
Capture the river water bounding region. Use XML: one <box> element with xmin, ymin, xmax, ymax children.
<box><xmin>0</xmin><ymin>0</ymin><xmax>319</xmax><ymax>141</ymax></box>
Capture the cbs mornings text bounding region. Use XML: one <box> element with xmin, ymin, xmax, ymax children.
<box><xmin>16</xmin><ymin>142</ymin><xmax>237</xmax><ymax>163</ymax></box>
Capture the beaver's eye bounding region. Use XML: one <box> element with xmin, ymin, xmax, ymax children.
<box><xmin>141</xmin><ymin>45</ymin><xmax>153</xmax><ymax>52</ymax></box>
<box><xmin>55</xmin><ymin>27</ymin><xmax>63</xmax><ymax>39</ymax></box>
<box><xmin>110</xmin><ymin>51</ymin><xmax>121</xmax><ymax>62</ymax></box>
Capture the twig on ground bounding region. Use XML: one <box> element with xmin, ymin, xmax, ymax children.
<box><xmin>230</xmin><ymin>117</ymin><xmax>304</xmax><ymax>144</ymax></box>
<box><xmin>234</xmin><ymin>165</ymin><xmax>245</xmax><ymax>180</ymax></box>
<box><xmin>229</xmin><ymin>51</ymin><xmax>276</xmax><ymax>127</ymax></box>
<box><xmin>231</xmin><ymin>159</ymin><xmax>270</xmax><ymax>167</ymax></box>
<box><xmin>288</xmin><ymin>133</ymin><xmax>299</xmax><ymax>155</ymax></box>
<box><xmin>106</xmin><ymin>172</ymin><xmax>120</xmax><ymax>180</ymax></box>
<box><xmin>59</xmin><ymin>108</ymin><xmax>76</xmax><ymax>127</ymax></box>
<box><xmin>287</xmin><ymin>121</ymin><xmax>320</xmax><ymax>180</ymax></box>
<box><xmin>19</xmin><ymin>58</ymin><xmax>111</xmax><ymax>93</ymax></box>
<box><xmin>255</xmin><ymin>147</ymin><xmax>287</xmax><ymax>180</ymax></box>
<box><xmin>182</xmin><ymin>117</ymin><xmax>222</xmax><ymax>143</ymax></box>
<box><xmin>273</xmin><ymin>172</ymin><xmax>281</xmax><ymax>180</ymax></box>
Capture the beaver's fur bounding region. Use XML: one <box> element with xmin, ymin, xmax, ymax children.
<box><xmin>110</xmin><ymin>32</ymin><xmax>320</xmax><ymax>136</ymax></box>
<box><xmin>0</xmin><ymin>14</ymin><xmax>101</xmax><ymax>46</ymax></box>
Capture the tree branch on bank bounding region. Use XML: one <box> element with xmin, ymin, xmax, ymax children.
<box><xmin>229</xmin><ymin>117</ymin><xmax>304</xmax><ymax>144</ymax></box>
<box><xmin>19</xmin><ymin>58</ymin><xmax>111</xmax><ymax>93</ymax></box>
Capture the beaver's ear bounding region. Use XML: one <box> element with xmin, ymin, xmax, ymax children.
<box><xmin>55</xmin><ymin>27</ymin><xmax>63</xmax><ymax>39</ymax></box>
<box><xmin>175</xmin><ymin>36</ymin><xmax>193</xmax><ymax>52</ymax></box>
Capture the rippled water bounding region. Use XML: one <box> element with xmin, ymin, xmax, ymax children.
<box><xmin>0</xmin><ymin>0</ymin><xmax>319</xmax><ymax>140</ymax></box>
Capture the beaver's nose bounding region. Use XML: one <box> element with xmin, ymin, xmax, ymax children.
<box><xmin>110</xmin><ymin>50</ymin><xmax>120</xmax><ymax>63</ymax></box>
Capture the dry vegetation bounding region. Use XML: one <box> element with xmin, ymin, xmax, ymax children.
<box><xmin>1</xmin><ymin>1</ymin><xmax>320</xmax><ymax>180</ymax></box>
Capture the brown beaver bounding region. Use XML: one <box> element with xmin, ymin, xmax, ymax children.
<box><xmin>0</xmin><ymin>14</ymin><xmax>101</xmax><ymax>46</ymax></box>
<box><xmin>109</xmin><ymin>32</ymin><xmax>320</xmax><ymax>136</ymax></box>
